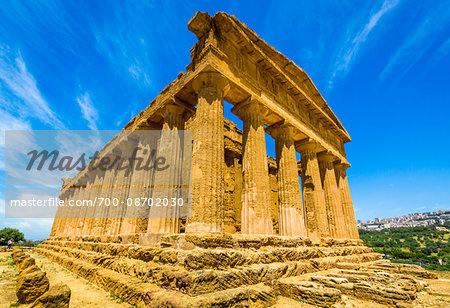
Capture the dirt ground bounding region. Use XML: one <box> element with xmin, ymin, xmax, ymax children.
<box><xmin>0</xmin><ymin>251</ymin><xmax>131</xmax><ymax>308</ymax></box>
<box><xmin>1</xmin><ymin>251</ymin><xmax>449</xmax><ymax>307</ymax></box>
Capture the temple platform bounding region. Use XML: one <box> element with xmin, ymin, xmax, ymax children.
<box><xmin>35</xmin><ymin>234</ymin><xmax>436</xmax><ymax>307</ymax></box>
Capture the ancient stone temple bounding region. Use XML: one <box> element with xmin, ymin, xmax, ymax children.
<box><xmin>37</xmin><ymin>12</ymin><xmax>437</xmax><ymax>307</ymax></box>
<box><xmin>49</xmin><ymin>10</ymin><xmax>358</xmax><ymax>242</ymax></box>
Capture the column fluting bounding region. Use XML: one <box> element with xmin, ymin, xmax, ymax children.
<box><xmin>296</xmin><ymin>141</ymin><xmax>330</xmax><ymax>240</ymax></box>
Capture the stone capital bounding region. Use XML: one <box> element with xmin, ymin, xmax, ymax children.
<box><xmin>334</xmin><ymin>162</ymin><xmax>351</xmax><ymax>171</ymax></box>
<box><xmin>266</xmin><ymin>122</ymin><xmax>295</xmax><ymax>139</ymax></box>
<box><xmin>317</xmin><ymin>151</ymin><xmax>338</xmax><ymax>163</ymax></box>
<box><xmin>231</xmin><ymin>97</ymin><xmax>270</xmax><ymax>119</ymax></box>
<box><xmin>295</xmin><ymin>139</ymin><xmax>320</xmax><ymax>153</ymax></box>
<box><xmin>159</xmin><ymin>98</ymin><xmax>196</xmax><ymax>118</ymax></box>
<box><xmin>191</xmin><ymin>71</ymin><xmax>229</xmax><ymax>94</ymax></box>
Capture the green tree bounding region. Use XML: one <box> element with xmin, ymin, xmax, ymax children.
<box><xmin>0</xmin><ymin>228</ymin><xmax>25</xmax><ymax>245</ymax></box>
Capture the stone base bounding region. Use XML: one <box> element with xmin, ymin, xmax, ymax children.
<box><xmin>51</xmin><ymin>233</ymin><xmax>361</xmax><ymax>247</ymax></box>
<box><xmin>37</xmin><ymin>234</ymin><xmax>436</xmax><ymax>307</ymax></box>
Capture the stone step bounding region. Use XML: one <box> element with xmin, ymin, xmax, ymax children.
<box><xmin>51</xmin><ymin>233</ymin><xmax>364</xmax><ymax>249</ymax></box>
<box><xmin>363</xmin><ymin>260</ymin><xmax>439</xmax><ymax>279</ymax></box>
<box><xmin>159</xmin><ymin>233</ymin><xmax>363</xmax><ymax>249</ymax></box>
<box><xmin>274</xmin><ymin>267</ymin><xmax>427</xmax><ymax>308</ymax></box>
<box><xmin>37</xmin><ymin>243</ymin><xmax>380</xmax><ymax>296</ymax></box>
<box><xmin>274</xmin><ymin>277</ymin><xmax>342</xmax><ymax>307</ymax></box>
<box><xmin>35</xmin><ymin>247</ymin><xmax>276</xmax><ymax>307</ymax></box>
<box><xmin>35</xmin><ymin>246</ymin><xmax>171</xmax><ymax>306</ymax></box>
<box><xmin>40</xmin><ymin>239</ymin><xmax>373</xmax><ymax>270</ymax></box>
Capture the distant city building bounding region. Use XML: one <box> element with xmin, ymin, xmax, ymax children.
<box><xmin>358</xmin><ymin>210</ymin><xmax>450</xmax><ymax>230</ymax></box>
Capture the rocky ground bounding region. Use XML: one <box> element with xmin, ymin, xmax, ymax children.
<box><xmin>0</xmin><ymin>251</ymin><xmax>131</xmax><ymax>308</ymax></box>
<box><xmin>272</xmin><ymin>270</ymin><xmax>450</xmax><ymax>307</ymax></box>
<box><xmin>1</xmin><ymin>250</ymin><xmax>449</xmax><ymax>307</ymax></box>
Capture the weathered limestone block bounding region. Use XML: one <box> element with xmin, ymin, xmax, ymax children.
<box><xmin>269</xmin><ymin>124</ymin><xmax>307</xmax><ymax>236</ymax></box>
<box><xmin>318</xmin><ymin>152</ymin><xmax>347</xmax><ymax>238</ymax></box>
<box><xmin>186</xmin><ymin>72</ymin><xmax>229</xmax><ymax>233</ymax></box>
<box><xmin>187</xmin><ymin>11</ymin><xmax>213</xmax><ymax>39</ymax></box>
<box><xmin>17</xmin><ymin>256</ymin><xmax>36</xmax><ymax>273</ymax></box>
<box><xmin>12</xmin><ymin>250</ymin><xmax>26</xmax><ymax>264</ymax></box>
<box><xmin>322</xmin><ymin>269</ymin><xmax>423</xmax><ymax>304</ymax></box>
<box><xmin>297</xmin><ymin>141</ymin><xmax>330</xmax><ymax>240</ymax></box>
<box><xmin>232</xmin><ymin>99</ymin><xmax>273</xmax><ymax>235</ymax></box>
<box><xmin>320</xmin><ymin>238</ymin><xmax>363</xmax><ymax>247</ymax></box>
<box><xmin>18</xmin><ymin>265</ymin><xmax>42</xmax><ymax>277</ymax></box>
<box><xmin>16</xmin><ymin>269</ymin><xmax>50</xmax><ymax>304</ymax></box>
<box><xmin>30</xmin><ymin>283</ymin><xmax>71</xmax><ymax>308</ymax></box>
<box><xmin>364</xmin><ymin>260</ymin><xmax>438</xmax><ymax>279</ymax></box>
<box><xmin>311</xmin><ymin>275</ymin><xmax>354</xmax><ymax>294</ymax></box>
<box><xmin>275</xmin><ymin>278</ymin><xmax>342</xmax><ymax>307</ymax></box>
<box><xmin>353</xmin><ymin>283</ymin><xmax>413</xmax><ymax>306</ymax></box>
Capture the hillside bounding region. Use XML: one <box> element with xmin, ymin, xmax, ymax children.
<box><xmin>359</xmin><ymin>223</ymin><xmax>450</xmax><ymax>271</ymax></box>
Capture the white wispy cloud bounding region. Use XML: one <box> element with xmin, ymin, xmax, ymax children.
<box><xmin>0</xmin><ymin>46</ymin><xmax>65</xmax><ymax>129</ymax></box>
<box><xmin>0</xmin><ymin>109</ymin><xmax>31</xmax><ymax>144</ymax></box>
<box><xmin>76</xmin><ymin>92</ymin><xmax>98</xmax><ymax>130</ymax></box>
<box><xmin>328</xmin><ymin>0</ymin><xmax>399</xmax><ymax>87</ymax></box>
<box><xmin>0</xmin><ymin>109</ymin><xmax>31</xmax><ymax>171</ymax></box>
<box><xmin>90</xmin><ymin>5</ymin><xmax>154</xmax><ymax>91</ymax></box>
<box><xmin>380</xmin><ymin>2</ymin><xmax>450</xmax><ymax>80</ymax></box>
<box><xmin>426</xmin><ymin>36</ymin><xmax>450</xmax><ymax>72</ymax></box>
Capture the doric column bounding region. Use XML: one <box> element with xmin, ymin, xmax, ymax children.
<box><xmin>185</xmin><ymin>72</ymin><xmax>229</xmax><ymax>233</ymax></box>
<box><xmin>50</xmin><ymin>196</ymin><xmax>65</xmax><ymax>237</ymax></box>
<box><xmin>318</xmin><ymin>152</ymin><xmax>346</xmax><ymax>239</ymax></box>
<box><xmin>52</xmin><ymin>183</ymin><xmax>74</xmax><ymax>237</ymax></box>
<box><xmin>232</xmin><ymin>98</ymin><xmax>273</xmax><ymax>235</ymax></box>
<box><xmin>147</xmin><ymin>100</ymin><xmax>192</xmax><ymax>234</ymax></box>
<box><xmin>268</xmin><ymin>124</ymin><xmax>307</xmax><ymax>236</ymax></box>
<box><xmin>106</xmin><ymin>146</ymin><xmax>132</xmax><ymax>235</ymax></box>
<box><xmin>335</xmin><ymin>163</ymin><xmax>359</xmax><ymax>239</ymax></box>
<box><xmin>63</xmin><ymin>184</ymin><xmax>84</xmax><ymax>236</ymax></box>
<box><xmin>120</xmin><ymin>133</ymin><xmax>154</xmax><ymax>235</ymax></box>
<box><xmin>81</xmin><ymin>173</ymin><xmax>103</xmax><ymax>236</ymax></box>
<box><xmin>296</xmin><ymin>140</ymin><xmax>329</xmax><ymax>240</ymax></box>
<box><xmin>91</xmin><ymin>165</ymin><xmax>116</xmax><ymax>235</ymax></box>
<box><xmin>64</xmin><ymin>185</ymin><xmax>83</xmax><ymax>238</ymax></box>
<box><xmin>73</xmin><ymin>176</ymin><xmax>94</xmax><ymax>237</ymax></box>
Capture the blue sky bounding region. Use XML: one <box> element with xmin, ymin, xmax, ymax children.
<box><xmin>1</xmin><ymin>1</ymin><xmax>449</xmax><ymax>240</ymax></box>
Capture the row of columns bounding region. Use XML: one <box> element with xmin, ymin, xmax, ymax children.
<box><xmin>51</xmin><ymin>101</ymin><xmax>192</xmax><ymax>238</ymax></box>
<box><xmin>184</xmin><ymin>71</ymin><xmax>358</xmax><ymax>239</ymax></box>
<box><xmin>51</xmin><ymin>71</ymin><xmax>358</xmax><ymax>240</ymax></box>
